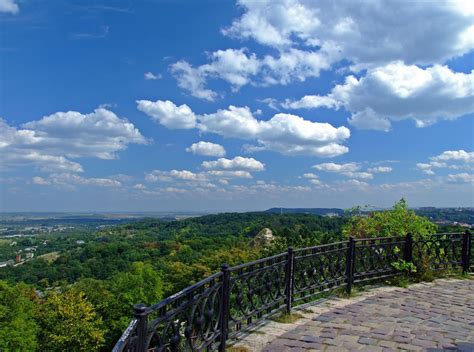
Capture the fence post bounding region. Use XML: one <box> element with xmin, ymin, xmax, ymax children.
<box><xmin>219</xmin><ymin>264</ymin><xmax>231</xmax><ymax>352</ymax></box>
<box><xmin>346</xmin><ymin>237</ymin><xmax>355</xmax><ymax>294</ymax></box>
<box><xmin>462</xmin><ymin>230</ymin><xmax>472</xmax><ymax>273</ymax></box>
<box><xmin>285</xmin><ymin>247</ymin><xmax>295</xmax><ymax>314</ymax></box>
<box><xmin>134</xmin><ymin>304</ymin><xmax>148</xmax><ymax>352</ymax></box>
<box><xmin>404</xmin><ymin>233</ymin><xmax>413</xmax><ymax>263</ymax></box>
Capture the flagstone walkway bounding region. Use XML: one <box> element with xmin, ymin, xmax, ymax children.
<box><xmin>232</xmin><ymin>278</ymin><xmax>474</xmax><ymax>351</ymax></box>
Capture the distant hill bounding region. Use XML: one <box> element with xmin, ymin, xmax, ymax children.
<box><xmin>265</xmin><ymin>208</ymin><xmax>345</xmax><ymax>216</ymax></box>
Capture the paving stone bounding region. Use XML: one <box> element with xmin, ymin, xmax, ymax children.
<box><xmin>392</xmin><ymin>336</ymin><xmax>411</xmax><ymax>344</ymax></box>
<box><xmin>358</xmin><ymin>337</ymin><xmax>378</xmax><ymax>345</ymax></box>
<box><xmin>233</xmin><ymin>279</ymin><xmax>474</xmax><ymax>352</ymax></box>
<box><xmin>300</xmin><ymin>335</ymin><xmax>321</xmax><ymax>343</ymax></box>
<box><xmin>411</xmin><ymin>338</ymin><xmax>437</xmax><ymax>348</ymax></box>
<box><xmin>302</xmin><ymin>342</ymin><xmax>322</xmax><ymax>349</ymax></box>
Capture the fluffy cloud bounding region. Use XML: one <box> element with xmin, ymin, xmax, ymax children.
<box><xmin>431</xmin><ymin>150</ymin><xmax>474</xmax><ymax>163</ymax></box>
<box><xmin>145</xmin><ymin>170</ymin><xmax>207</xmax><ymax>182</ymax></box>
<box><xmin>171</xmin><ymin>48</ymin><xmax>334</xmax><ymax>99</ymax></box>
<box><xmin>170</xmin><ymin>61</ymin><xmax>218</xmax><ymax>101</ymax></box>
<box><xmin>170</xmin><ymin>0</ymin><xmax>474</xmax><ymax>98</ymax></box>
<box><xmin>0</xmin><ymin>0</ymin><xmax>19</xmax><ymax>14</ymax></box>
<box><xmin>367</xmin><ymin>166</ymin><xmax>393</xmax><ymax>173</ymax></box>
<box><xmin>33</xmin><ymin>173</ymin><xmax>122</xmax><ymax>188</ymax></box>
<box><xmin>144</xmin><ymin>166</ymin><xmax>255</xmax><ymax>187</ymax></box>
<box><xmin>203</xmin><ymin>49</ymin><xmax>260</xmax><ymax>89</ymax></box>
<box><xmin>0</xmin><ymin>109</ymin><xmax>146</xmax><ymax>172</ymax></box>
<box><xmin>282</xmin><ymin>95</ymin><xmax>339</xmax><ymax>110</ymax></box>
<box><xmin>224</xmin><ymin>0</ymin><xmax>474</xmax><ymax>67</ymax></box>
<box><xmin>344</xmin><ymin>172</ymin><xmax>373</xmax><ymax>180</ymax></box>
<box><xmin>284</xmin><ymin>62</ymin><xmax>474</xmax><ymax>130</ymax></box>
<box><xmin>416</xmin><ymin>163</ymin><xmax>436</xmax><ymax>176</ymax></box>
<box><xmin>302</xmin><ymin>173</ymin><xmax>319</xmax><ymax>179</ymax></box>
<box><xmin>144</xmin><ymin>72</ymin><xmax>162</xmax><ymax>80</ymax></box>
<box><xmin>417</xmin><ymin>150</ymin><xmax>474</xmax><ymax>175</ymax></box>
<box><xmin>201</xmin><ymin>156</ymin><xmax>265</xmax><ymax>171</ymax></box>
<box><xmin>136</xmin><ymin>100</ymin><xmax>197</xmax><ymax>129</ymax></box>
<box><xmin>138</xmin><ymin>102</ymin><xmax>350</xmax><ymax>157</ymax></box>
<box><xmin>186</xmin><ymin>141</ymin><xmax>226</xmax><ymax>157</ymax></box>
<box><xmin>447</xmin><ymin>173</ymin><xmax>474</xmax><ymax>183</ymax></box>
<box><xmin>21</xmin><ymin>108</ymin><xmax>146</xmax><ymax>159</ymax></box>
<box><xmin>312</xmin><ymin>162</ymin><xmax>374</xmax><ymax>180</ymax></box>
<box><xmin>312</xmin><ymin>162</ymin><xmax>359</xmax><ymax>173</ymax></box>
<box><xmin>258</xmin><ymin>49</ymin><xmax>332</xmax><ymax>85</ymax></box>
<box><xmin>200</xmin><ymin>107</ymin><xmax>350</xmax><ymax>157</ymax></box>
<box><xmin>206</xmin><ymin>170</ymin><xmax>253</xmax><ymax>179</ymax></box>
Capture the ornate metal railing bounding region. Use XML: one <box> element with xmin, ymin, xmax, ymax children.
<box><xmin>113</xmin><ymin>231</ymin><xmax>472</xmax><ymax>352</ymax></box>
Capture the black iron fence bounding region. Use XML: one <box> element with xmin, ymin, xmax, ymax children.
<box><xmin>113</xmin><ymin>231</ymin><xmax>472</xmax><ymax>352</ymax></box>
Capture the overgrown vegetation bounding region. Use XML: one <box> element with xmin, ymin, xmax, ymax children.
<box><xmin>343</xmin><ymin>198</ymin><xmax>437</xmax><ymax>240</ymax></box>
<box><xmin>271</xmin><ymin>312</ymin><xmax>304</xmax><ymax>324</ymax></box>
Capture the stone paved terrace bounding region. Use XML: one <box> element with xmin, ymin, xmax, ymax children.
<box><xmin>232</xmin><ymin>278</ymin><xmax>474</xmax><ymax>352</ymax></box>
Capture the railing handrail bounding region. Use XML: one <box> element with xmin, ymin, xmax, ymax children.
<box><xmin>228</xmin><ymin>252</ymin><xmax>287</xmax><ymax>271</ymax></box>
<box><xmin>112</xmin><ymin>318</ymin><xmax>138</xmax><ymax>352</ymax></box>
<box><xmin>146</xmin><ymin>271</ymin><xmax>222</xmax><ymax>314</ymax></box>
<box><xmin>114</xmin><ymin>230</ymin><xmax>472</xmax><ymax>352</ymax></box>
<box><xmin>293</xmin><ymin>240</ymin><xmax>348</xmax><ymax>253</ymax></box>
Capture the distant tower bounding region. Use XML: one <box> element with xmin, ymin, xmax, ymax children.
<box><xmin>15</xmin><ymin>253</ymin><xmax>21</xmax><ymax>263</ymax></box>
<box><xmin>280</xmin><ymin>207</ymin><xmax>283</xmax><ymax>215</ymax></box>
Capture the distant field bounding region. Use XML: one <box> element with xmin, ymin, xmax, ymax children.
<box><xmin>37</xmin><ymin>251</ymin><xmax>60</xmax><ymax>263</ymax></box>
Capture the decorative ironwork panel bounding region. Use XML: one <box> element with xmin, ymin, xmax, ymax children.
<box><xmin>112</xmin><ymin>319</ymin><xmax>139</xmax><ymax>352</ymax></box>
<box><xmin>145</xmin><ymin>273</ymin><xmax>223</xmax><ymax>352</ymax></box>
<box><xmin>413</xmin><ymin>233</ymin><xmax>463</xmax><ymax>271</ymax></box>
<box><xmin>113</xmin><ymin>232</ymin><xmax>471</xmax><ymax>352</ymax></box>
<box><xmin>353</xmin><ymin>237</ymin><xmax>405</xmax><ymax>282</ymax></box>
<box><xmin>227</xmin><ymin>253</ymin><xmax>287</xmax><ymax>339</ymax></box>
<box><xmin>293</xmin><ymin>241</ymin><xmax>347</xmax><ymax>302</ymax></box>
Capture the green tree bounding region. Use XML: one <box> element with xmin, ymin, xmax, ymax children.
<box><xmin>0</xmin><ymin>281</ymin><xmax>38</xmax><ymax>351</ymax></box>
<box><xmin>36</xmin><ymin>288</ymin><xmax>106</xmax><ymax>352</ymax></box>
<box><xmin>107</xmin><ymin>262</ymin><xmax>165</xmax><ymax>343</ymax></box>
<box><xmin>343</xmin><ymin>199</ymin><xmax>437</xmax><ymax>239</ymax></box>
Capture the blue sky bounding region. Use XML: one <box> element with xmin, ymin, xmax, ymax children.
<box><xmin>1</xmin><ymin>0</ymin><xmax>473</xmax><ymax>212</ymax></box>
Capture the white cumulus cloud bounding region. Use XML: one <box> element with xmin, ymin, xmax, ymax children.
<box><xmin>138</xmin><ymin>102</ymin><xmax>350</xmax><ymax>157</ymax></box>
<box><xmin>186</xmin><ymin>141</ymin><xmax>226</xmax><ymax>157</ymax></box>
<box><xmin>37</xmin><ymin>173</ymin><xmax>122</xmax><ymax>188</ymax></box>
<box><xmin>312</xmin><ymin>162</ymin><xmax>375</xmax><ymax>180</ymax></box>
<box><xmin>136</xmin><ymin>99</ymin><xmax>197</xmax><ymax>129</ymax></box>
<box><xmin>417</xmin><ymin>150</ymin><xmax>474</xmax><ymax>175</ymax></box>
<box><xmin>0</xmin><ymin>108</ymin><xmax>146</xmax><ymax>173</ymax></box>
<box><xmin>170</xmin><ymin>61</ymin><xmax>218</xmax><ymax>101</ymax></box>
<box><xmin>312</xmin><ymin>162</ymin><xmax>359</xmax><ymax>173</ymax></box>
<box><xmin>207</xmin><ymin>170</ymin><xmax>253</xmax><ymax>179</ymax></box>
<box><xmin>145</xmin><ymin>169</ymin><xmax>208</xmax><ymax>182</ymax></box>
<box><xmin>284</xmin><ymin>62</ymin><xmax>474</xmax><ymax>130</ymax></box>
<box><xmin>367</xmin><ymin>166</ymin><xmax>393</xmax><ymax>173</ymax></box>
<box><xmin>431</xmin><ymin>150</ymin><xmax>474</xmax><ymax>163</ymax></box>
<box><xmin>447</xmin><ymin>173</ymin><xmax>474</xmax><ymax>183</ymax></box>
<box><xmin>202</xmin><ymin>156</ymin><xmax>265</xmax><ymax>172</ymax></box>
<box><xmin>224</xmin><ymin>0</ymin><xmax>474</xmax><ymax>67</ymax></box>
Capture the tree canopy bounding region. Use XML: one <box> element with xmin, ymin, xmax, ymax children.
<box><xmin>343</xmin><ymin>199</ymin><xmax>437</xmax><ymax>239</ymax></box>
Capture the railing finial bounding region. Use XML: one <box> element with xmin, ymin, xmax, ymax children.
<box><xmin>133</xmin><ymin>304</ymin><xmax>148</xmax><ymax>352</ymax></box>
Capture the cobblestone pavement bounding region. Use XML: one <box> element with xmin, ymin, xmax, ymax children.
<box><xmin>232</xmin><ymin>279</ymin><xmax>474</xmax><ymax>351</ymax></box>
